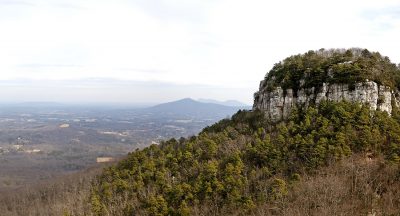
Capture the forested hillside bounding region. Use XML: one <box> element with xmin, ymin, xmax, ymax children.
<box><xmin>89</xmin><ymin>101</ymin><xmax>400</xmax><ymax>215</ymax></box>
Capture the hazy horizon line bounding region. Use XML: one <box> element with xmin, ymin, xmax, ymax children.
<box><xmin>0</xmin><ymin>98</ymin><xmax>251</xmax><ymax>107</ymax></box>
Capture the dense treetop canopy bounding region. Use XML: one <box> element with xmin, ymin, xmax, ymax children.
<box><xmin>263</xmin><ymin>48</ymin><xmax>400</xmax><ymax>92</ymax></box>
<box><xmin>91</xmin><ymin>101</ymin><xmax>400</xmax><ymax>215</ymax></box>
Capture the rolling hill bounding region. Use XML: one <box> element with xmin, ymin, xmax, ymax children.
<box><xmin>144</xmin><ymin>98</ymin><xmax>249</xmax><ymax>119</ymax></box>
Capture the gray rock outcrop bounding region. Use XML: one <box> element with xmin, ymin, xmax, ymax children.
<box><xmin>253</xmin><ymin>78</ymin><xmax>399</xmax><ymax>121</ymax></box>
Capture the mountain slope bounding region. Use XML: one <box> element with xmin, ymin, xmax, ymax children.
<box><xmin>86</xmin><ymin>48</ymin><xmax>400</xmax><ymax>216</ymax></box>
<box><xmin>255</xmin><ymin>154</ymin><xmax>400</xmax><ymax>215</ymax></box>
<box><xmin>89</xmin><ymin>101</ymin><xmax>400</xmax><ymax>215</ymax></box>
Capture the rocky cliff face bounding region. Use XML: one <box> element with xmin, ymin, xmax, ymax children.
<box><xmin>253</xmin><ymin>78</ymin><xmax>399</xmax><ymax>121</ymax></box>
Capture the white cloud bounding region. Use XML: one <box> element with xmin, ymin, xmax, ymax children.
<box><xmin>0</xmin><ymin>0</ymin><xmax>400</xmax><ymax>103</ymax></box>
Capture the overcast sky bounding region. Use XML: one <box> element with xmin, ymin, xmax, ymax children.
<box><xmin>1</xmin><ymin>0</ymin><xmax>400</xmax><ymax>104</ymax></box>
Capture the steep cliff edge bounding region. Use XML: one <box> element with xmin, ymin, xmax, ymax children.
<box><xmin>254</xmin><ymin>80</ymin><xmax>398</xmax><ymax>121</ymax></box>
<box><xmin>253</xmin><ymin>48</ymin><xmax>400</xmax><ymax>121</ymax></box>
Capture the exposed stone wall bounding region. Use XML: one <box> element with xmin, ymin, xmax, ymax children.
<box><xmin>253</xmin><ymin>79</ymin><xmax>399</xmax><ymax>121</ymax></box>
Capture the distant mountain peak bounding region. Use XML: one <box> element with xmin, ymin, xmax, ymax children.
<box><xmin>197</xmin><ymin>98</ymin><xmax>249</xmax><ymax>107</ymax></box>
<box><xmin>177</xmin><ymin>98</ymin><xmax>197</xmax><ymax>102</ymax></box>
<box><xmin>146</xmin><ymin>98</ymin><xmax>246</xmax><ymax>119</ymax></box>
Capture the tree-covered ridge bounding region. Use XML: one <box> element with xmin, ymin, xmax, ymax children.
<box><xmin>263</xmin><ymin>48</ymin><xmax>400</xmax><ymax>92</ymax></box>
<box><xmin>91</xmin><ymin>101</ymin><xmax>400</xmax><ymax>215</ymax></box>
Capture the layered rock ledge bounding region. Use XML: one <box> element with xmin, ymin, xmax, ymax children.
<box><xmin>253</xmin><ymin>79</ymin><xmax>399</xmax><ymax>121</ymax></box>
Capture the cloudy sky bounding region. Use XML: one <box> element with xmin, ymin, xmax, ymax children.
<box><xmin>0</xmin><ymin>0</ymin><xmax>400</xmax><ymax>104</ymax></box>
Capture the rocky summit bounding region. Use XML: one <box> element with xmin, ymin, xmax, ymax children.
<box><xmin>253</xmin><ymin>48</ymin><xmax>400</xmax><ymax>121</ymax></box>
